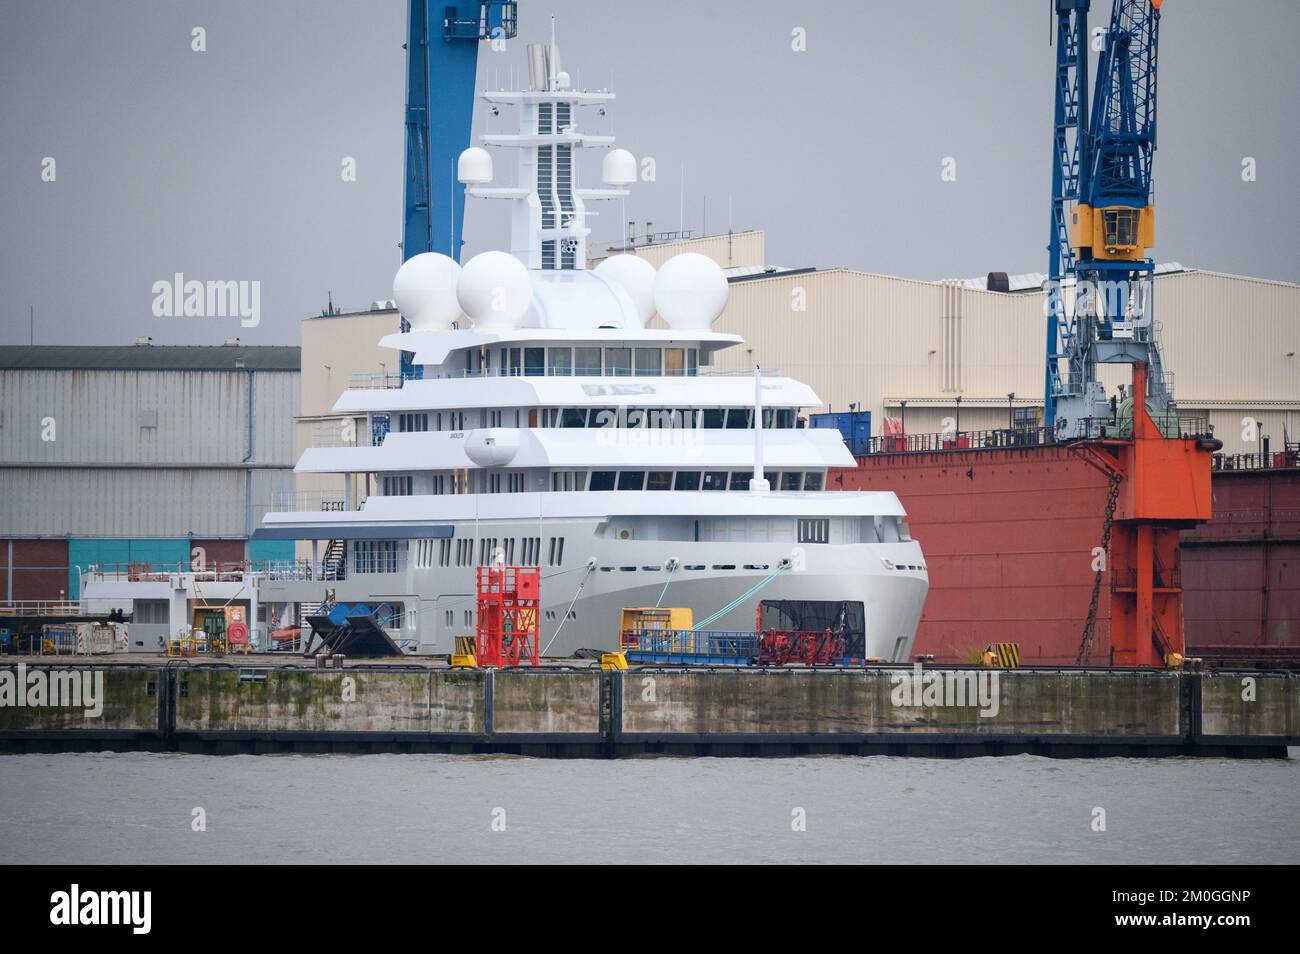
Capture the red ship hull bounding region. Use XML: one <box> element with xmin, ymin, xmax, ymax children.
<box><xmin>833</xmin><ymin>449</ymin><xmax>1300</xmax><ymax>667</ymax></box>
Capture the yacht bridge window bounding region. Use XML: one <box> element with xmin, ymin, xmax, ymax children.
<box><xmin>482</xmin><ymin>346</ymin><xmax>701</xmax><ymax>378</ymax></box>
<box><xmin>530</xmin><ymin>406</ymin><xmax>793</xmax><ymax>429</ymax></box>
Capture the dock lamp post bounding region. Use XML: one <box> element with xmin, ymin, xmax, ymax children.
<box><xmin>1007</xmin><ymin>392</ymin><xmax>1016</xmax><ymax>430</ymax></box>
<box><xmin>954</xmin><ymin>394</ymin><xmax>962</xmax><ymax>438</ymax></box>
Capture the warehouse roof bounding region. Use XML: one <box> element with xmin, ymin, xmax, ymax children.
<box><xmin>0</xmin><ymin>344</ymin><xmax>301</xmax><ymax>372</ymax></box>
<box><xmin>956</xmin><ymin>262</ymin><xmax>1192</xmax><ymax>293</ymax></box>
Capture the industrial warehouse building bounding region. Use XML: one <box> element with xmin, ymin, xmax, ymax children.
<box><xmin>0</xmin><ymin>343</ymin><xmax>299</xmax><ymax>601</ymax></box>
<box><xmin>610</xmin><ymin>230</ymin><xmax>1299</xmax><ymax>456</ymax></box>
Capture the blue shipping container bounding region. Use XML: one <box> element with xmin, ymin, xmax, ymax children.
<box><xmin>810</xmin><ymin>411</ymin><xmax>871</xmax><ymax>456</ymax></box>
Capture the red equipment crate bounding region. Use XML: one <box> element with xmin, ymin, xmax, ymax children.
<box><xmin>475</xmin><ymin>565</ymin><xmax>541</xmax><ymax>668</ymax></box>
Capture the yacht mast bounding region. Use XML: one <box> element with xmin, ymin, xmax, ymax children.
<box><xmin>749</xmin><ymin>365</ymin><xmax>769</xmax><ymax>493</ymax></box>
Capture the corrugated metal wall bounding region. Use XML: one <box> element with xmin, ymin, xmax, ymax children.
<box><xmin>0</xmin><ymin>368</ymin><xmax>297</xmax><ymax>465</ymax></box>
<box><xmin>713</xmin><ymin>268</ymin><xmax>1044</xmax><ymax>419</ymax></box>
<box><xmin>1</xmin><ymin>467</ymin><xmax>293</xmax><ymax>537</ymax></box>
<box><xmin>1153</xmin><ymin>272</ymin><xmax>1298</xmax><ymax>402</ymax></box>
<box><xmin>0</xmin><ymin>367</ymin><xmax>297</xmax><ymax>540</ymax></box>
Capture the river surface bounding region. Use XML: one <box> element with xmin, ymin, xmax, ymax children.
<box><xmin>1</xmin><ymin>751</ymin><xmax>1297</xmax><ymax>864</ymax></box>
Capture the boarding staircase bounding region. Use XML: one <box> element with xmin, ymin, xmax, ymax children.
<box><xmin>322</xmin><ymin>540</ymin><xmax>347</xmax><ymax>580</ymax></box>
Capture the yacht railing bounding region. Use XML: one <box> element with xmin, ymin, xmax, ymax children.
<box><xmin>697</xmin><ymin>367</ymin><xmax>781</xmax><ymax>377</ymax></box>
<box><xmin>346</xmin><ymin>367</ymin><xmax>781</xmax><ymax>387</ymax></box>
<box><xmin>858</xmin><ymin>414</ymin><xmax>1215</xmax><ymax>456</ymax></box>
<box><xmin>309</xmin><ymin>420</ymin><xmax>368</xmax><ymax>447</ymax></box>
<box><xmin>349</xmin><ymin>372</ymin><xmax>405</xmax><ymax>389</ymax></box>
<box><xmin>268</xmin><ymin>490</ymin><xmax>351</xmax><ymax>513</ymax></box>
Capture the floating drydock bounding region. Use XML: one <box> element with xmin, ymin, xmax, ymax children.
<box><xmin>1</xmin><ymin>659</ymin><xmax>1295</xmax><ymax>758</ymax></box>
<box><xmin>834</xmin><ymin>439</ymin><xmax>1300</xmax><ymax>668</ymax></box>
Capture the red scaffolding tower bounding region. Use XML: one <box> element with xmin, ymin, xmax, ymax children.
<box><xmin>475</xmin><ymin>565</ymin><xmax>540</xmax><ymax>668</ymax></box>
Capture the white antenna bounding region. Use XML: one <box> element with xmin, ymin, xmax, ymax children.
<box><xmin>749</xmin><ymin>365</ymin><xmax>769</xmax><ymax>493</ymax></box>
<box><xmin>679</xmin><ymin>163</ymin><xmax>685</xmax><ymax>234</ymax></box>
<box><xmin>728</xmin><ymin>195</ymin><xmax>734</xmax><ymax>265</ymax></box>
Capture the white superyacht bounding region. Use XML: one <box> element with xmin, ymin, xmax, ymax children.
<box><xmin>259</xmin><ymin>42</ymin><xmax>929</xmax><ymax>659</ymax></box>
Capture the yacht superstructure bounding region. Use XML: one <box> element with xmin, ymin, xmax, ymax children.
<box><xmin>257</xmin><ymin>40</ymin><xmax>929</xmax><ymax>659</ymax></box>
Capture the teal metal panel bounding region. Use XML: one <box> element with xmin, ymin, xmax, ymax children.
<box><xmin>68</xmin><ymin>538</ymin><xmax>189</xmax><ymax>599</ymax></box>
<box><xmin>248</xmin><ymin>539</ymin><xmax>294</xmax><ymax>565</ymax></box>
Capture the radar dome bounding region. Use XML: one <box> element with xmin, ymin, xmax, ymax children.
<box><xmin>457</xmin><ymin>251</ymin><xmax>532</xmax><ymax>329</ymax></box>
<box><xmin>653</xmin><ymin>253</ymin><xmax>728</xmax><ymax>330</ymax></box>
<box><xmin>457</xmin><ymin>146</ymin><xmax>493</xmax><ymax>185</ymax></box>
<box><xmin>602</xmin><ymin>149</ymin><xmax>637</xmax><ymax>187</ymax></box>
<box><xmin>392</xmin><ymin>252</ymin><xmax>462</xmax><ymax>331</ymax></box>
<box><xmin>594</xmin><ymin>254</ymin><xmax>657</xmax><ymax>324</ymax></box>
<box><xmin>464</xmin><ymin>428</ymin><xmax>520</xmax><ymax>467</ymax></box>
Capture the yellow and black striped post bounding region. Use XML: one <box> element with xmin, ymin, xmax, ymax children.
<box><xmin>982</xmin><ymin>643</ymin><xmax>1021</xmax><ymax>668</ymax></box>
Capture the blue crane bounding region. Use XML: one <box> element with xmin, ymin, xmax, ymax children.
<box><xmin>402</xmin><ymin>1</ymin><xmax>518</xmax><ymax>264</ymax></box>
<box><xmin>1045</xmin><ymin>0</ymin><xmax>1171</xmax><ymax>439</ymax></box>
<box><xmin>400</xmin><ymin>2</ymin><xmax>517</xmax><ymax>382</ymax></box>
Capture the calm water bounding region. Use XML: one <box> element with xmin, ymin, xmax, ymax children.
<box><xmin>1</xmin><ymin>751</ymin><xmax>1297</xmax><ymax>864</ymax></box>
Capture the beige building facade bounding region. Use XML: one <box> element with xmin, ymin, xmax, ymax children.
<box><xmin>619</xmin><ymin>230</ymin><xmax>1299</xmax><ymax>455</ymax></box>
<box><xmin>293</xmin><ymin>308</ymin><xmax>402</xmax><ymax>522</ymax></box>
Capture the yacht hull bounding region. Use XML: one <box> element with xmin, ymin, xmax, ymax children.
<box><xmin>263</xmin><ymin>532</ymin><xmax>928</xmax><ymax>661</ymax></box>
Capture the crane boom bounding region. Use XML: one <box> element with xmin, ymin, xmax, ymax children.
<box><xmin>402</xmin><ymin>1</ymin><xmax>518</xmax><ymax>264</ymax></box>
<box><xmin>400</xmin><ymin>1</ymin><xmax>517</xmax><ymax>382</ymax></box>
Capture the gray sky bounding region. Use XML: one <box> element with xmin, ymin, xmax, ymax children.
<box><xmin>1</xmin><ymin>0</ymin><xmax>1296</xmax><ymax>347</ymax></box>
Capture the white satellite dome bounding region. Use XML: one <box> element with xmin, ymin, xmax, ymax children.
<box><xmin>457</xmin><ymin>251</ymin><xmax>532</xmax><ymax>329</ymax></box>
<box><xmin>602</xmin><ymin>148</ymin><xmax>637</xmax><ymax>187</ymax></box>
<box><xmin>594</xmin><ymin>254</ymin><xmax>657</xmax><ymax>323</ymax></box>
<box><xmin>457</xmin><ymin>146</ymin><xmax>493</xmax><ymax>185</ymax></box>
<box><xmin>653</xmin><ymin>253</ymin><xmax>728</xmax><ymax>330</ymax></box>
<box><xmin>464</xmin><ymin>428</ymin><xmax>520</xmax><ymax>467</ymax></box>
<box><xmin>392</xmin><ymin>252</ymin><xmax>462</xmax><ymax>331</ymax></box>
